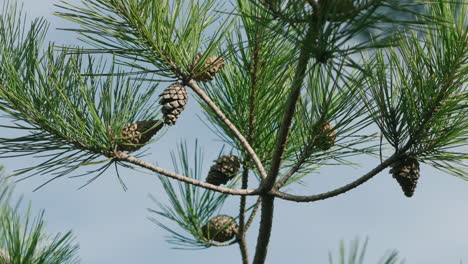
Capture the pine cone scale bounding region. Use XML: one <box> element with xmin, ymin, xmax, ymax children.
<box><xmin>118</xmin><ymin>120</ymin><xmax>163</xmax><ymax>152</ymax></box>
<box><xmin>192</xmin><ymin>54</ymin><xmax>226</xmax><ymax>82</ymax></box>
<box><xmin>159</xmin><ymin>83</ymin><xmax>188</xmax><ymax>125</ymax></box>
<box><xmin>202</xmin><ymin>215</ymin><xmax>238</xmax><ymax>242</ymax></box>
<box><xmin>316</xmin><ymin>123</ymin><xmax>337</xmax><ymax>150</ymax></box>
<box><xmin>390</xmin><ymin>155</ymin><xmax>420</xmax><ymax>197</ymax></box>
<box><xmin>206</xmin><ymin>155</ymin><xmax>241</xmax><ymax>186</ymax></box>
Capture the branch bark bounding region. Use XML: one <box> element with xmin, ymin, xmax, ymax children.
<box><xmin>252</xmin><ymin>195</ymin><xmax>274</xmax><ymax>264</ymax></box>
<box><xmin>237</xmin><ymin>29</ymin><xmax>262</xmax><ymax>262</ymax></box>
<box><xmin>114</xmin><ymin>151</ymin><xmax>260</xmax><ymax>196</ymax></box>
<box><xmin>245</xmin><ymin>197</ymin><xmax>262</xmax><ymax>231</ymax></box>
<box><xmin>252</xmin><ymin>23</ymin><xmax>317</xmax><ymax>264</ymax></box>
<box><xmin>185</xmin><ymin>79</ymin><xmax>268</xmax><ymax>181</ymax></box>
<box><xmin>275</xmin><ymin>116</ymin><xmax>328</xmax><ymax>188</ymax></box>
<box><xmin>271</xmin><ymin>62</ymin><xmax>464</xmax><ymax>202</ymax></box>
<box><xmin>270</xmin><ymin>154</ymin><xmax>399</xmax><ymax>202</ymax></box>
<box><xmin>238</xmin><ymin>236</ymin><xmax>249</xmax><ymax>264</ymax></box>
<box><xmin>260</xmin><ymin>26</ymin><xmax>316</xmax><ymax>192</ymax></box>
<box><xmin>238</xmin><ymin>167</ymin><xmax>250</xmax><ymax>264</ymax></box>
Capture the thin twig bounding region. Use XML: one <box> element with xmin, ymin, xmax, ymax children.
<box><xmin>261</xmin><ymin>0</ymin><xmax>308</xmax><ymax>24</ymax></box>
<box><xmin>270</xmin><ymin>153</ymin><xmax>399</xmax><ymax>202</ymax></box>
<box><xmin>245</xmin><ymin>197</ymin><xmax>262</xmax><ymax>231</ymax></box>
<box><xmin>206</xmin><ymin>240</ymin><xmax>238</xmax><ymax>247</ymax></box>
<box><xmin>238</xmin><ymin>236</ymin><xmax>249</xmax><ymax>264</ymax></box>
<box><xmin>275</xmin><ymin>118</ymin><xmax>326</xmax><ymax>188</ymax></box>
<box><xmin>238</xmin><ymin>168</ymin><xmax>251</xmax><ymax>228</ymax></box>
<box><xmin>114</xmin><ymin>151</ymin><xmax>260</xmax><ymax>196</ymax></box>
<box><xmin>275</xmin><ymin>157</ymin><xmax>304</xmax><ymax>188</ymax></box>
<box><xmin>186</xmin><ymin>79</ymin><xmax>268</xmax><ymax>180</ymax></box>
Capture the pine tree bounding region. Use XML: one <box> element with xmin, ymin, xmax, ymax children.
<box><xmin>0</xmin><ymin>0</ymin><xmax>466</xmax><ymax>263</ymax></box>
<box><xmin>0</xmin><ymin>167</ymin><xmax>80</xmax><ymax>264</ymax></box>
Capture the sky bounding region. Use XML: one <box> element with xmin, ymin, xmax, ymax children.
<box><xmin>1</xmin><ymin>0</ymin><xmax>467</xmax><ymax>263</ymax></box>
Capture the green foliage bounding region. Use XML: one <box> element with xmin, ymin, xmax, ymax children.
<box><xmin>200</xmin><ymin>0</ymin><xmax>381</xmax><ymax>184</ymax></box>
<box><xmin>0</xmin><ymin>0</ymin><xmax>466</xmax><ymax>262</ymax></box>
<box><xmin>328</xmin><ymin>238</ymin><xmax>402</xmax><ymax>264</ymax></box>
<box><xmin>1</xmin><ymin>209</ymin><xmax>79</xmax><ymax>264</ymax></box>
<box><xmin>251</xmin><ymin>0</ymin><xmax>434</xmax><ymax>65</ymax></box>
<box><xmin>201</xmin><ymin>1</ymin><xmax>296</xmax><ymax>167</ymax></box>
<box><xmin>148</xmin><ymin>141</ymin><xmax>238</xmax><ymax>249</ymax></box>
<box><xmin>360</xmin><ymin>1</ymin><xmax>467</xmax><ymax>177</ymax></box>
<box><xmin>0</xmin><ymin>1</ymin><xmax>164</xmax><ymax>187</ymax></box>
<box><xmin>55</xmin><ymin>0</ymin><xmax>234</xmax><ymax>79</ymax></box>
<box><xmin>0</xmin><ymin>169</ymin><xmax>80</xmax><ymax>264</ymax></box>
<box><xmin>287</xmin><ymin>62</ymin><xmax>377</xmax><ymax>167</ymax></box>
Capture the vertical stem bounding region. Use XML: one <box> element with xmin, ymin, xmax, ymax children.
<box><xmin>238</xmin><ymin>238</ymin><xmax>249</xmax><ymax>264</ymax></box>
<box><xmin>252</xmin><ymin>195</ymin><xmax>275</xmax><ymax>264</ymax></box>
<box><xmin>238</xmin><ymin>167</ymin><xmax>250</xmax><ymax>264</ymax></box>
<box><xmin>253</xmin><ymin>21</ymin><xmax>317</xmax><ymax>264</ymax></box>
<box><xmin>260</xmin><ymin>25</ymin><xmax>316</xmax><ymax>191</ymax></box>
<box><xmin>237</xmin><ymin>19</ymin><xmax>261</xmax><ymax>263</ymax></box>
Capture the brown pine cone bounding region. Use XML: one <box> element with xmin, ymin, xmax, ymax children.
<box><xmin>202</xmin><ymin>215</ymin><xmax>238</xmax><ymax>242</ymax></box>
<box><xmin>192</xmin><ymin>54</ymin><xmax>226</xmax><ymax>82</ymax></box>
<box><xmin>206</xmin><ymin>155</ymin><xmax>241</xmax><ymax>186</ymax></box>
<box><xmin>389</xmin><ymin>155</ymin><xmax>420</xmax><ymax>197</ymax></box>
<box><xmin>118</xmin><ymin>120</ymin><xmax>163</xmax><ymax>151</ymax></box>
<box><xmin>159</xmin><ymin>83</ymin><xmax>188</xmax><ymax>125</ymax></box>
<box><xmin>316</xmin><ymin>123</ymin><xmax>337</xmax><ymax>150</ymax></box>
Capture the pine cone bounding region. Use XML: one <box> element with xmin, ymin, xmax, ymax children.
<box><xmin>159</xmin><ymin>83</ymin><xmax>188</xmax><ymax>125</ymax></box>
<box><xmin>118</xmin><ymin>120</ymin><xmax>163</xmax><ymax>152</ymax></box>
<box><xmin>316</xmin><ymin>123</ymin><xmax>337</xmax><ymax>150</ymax></box>
<box><xmin>389</xmin><ymin>155</ymin><xmax>420</xmax><ymax>197</ymax></box>
<box><xmin>202</xmin><ymin>215</ymin><xmax>238</xmax><ymax>242</ymax></box>
<box><xmin>206</xmin><ymin>155</ymin><xmax>241</xmax><ymax>186</ymax></box>
<box><xmin>192</xmin><ymin>54</ymin><xmax>226</xmax><ymax>82</ymax></box>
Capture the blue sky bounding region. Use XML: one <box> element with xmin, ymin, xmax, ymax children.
<box><xmin>1</xmin><ymin>0</ymin><xmax>467</xmax><ymax>263</ymax></box>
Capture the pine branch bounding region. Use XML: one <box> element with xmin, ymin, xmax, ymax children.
<box><xmin>236</xmin><ymin>10</ymin><xmax>264</xmax><ymax>262</ymax></box>
<box><xmin>114</xmin><ymin>151</ymin><xmax>259</xmax><ymax>196</ymax></box>
<box><xmin>276</xmin><ymin>91</ymin><xmax>333</xmax><ymax>187</ymax></box>
<box><xmin>0</xmin><ymin>177</ymin><xmax>79</xmax><ymax>264</ymax></box>
<box><xmin>186</xmin><ymin>79</ymin><xmax>268</xmax><ymax>180</ymax></box>
<box><xmin>56</xmin><ymin>0</ymin><xmax>234</xmax><ymax>79</ymax></box>
<box><xmin>361</xmin><ymin>1</ymin><xmax>467</xmax><ymax>176</ymax></box>
<box><xmin>260</xmin><ymin>24</ymin><xmax>316</xmax><ymax>192</ymax></box>
<box><xmin>328</xmin><ymin>238</ymin><xmax>402</xmax><ymax>264</ymax></box>
<box><xmin>277</xmin><ymin>63</ymin><xmax>378</xmax><ymax>187</ymax></box>
<box><xmin>245</xmin><ymin>197</ymin><xmax>262</xmax><ymax>231</ymax></box>
<box><xmin>148</xmin><ymin>142</ymin><xmax>243</xmax><ymax>249</ymax></box>
<box><xmin>270</xmin><ymin>153</ymin><xmax>399</xmax><ymax>202</ymax></box>
<box><xmin>199</xmin><ymin>13</ymin><xmax>298</xmax><ymax>171</ymax></box>
<box><xmin>252</xmin><ymin>19</ymin><xmax>317</xmax><ymax>264</ymax></box>
<box><xmin>237</xmin><ymin>166</ymin><xmax>250</xmax><ymax>264</ymax></box>
<box><xmin>252</xmin><ymin>195</ymin><xmax>274</xmax><ymax>264</ymax></box>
